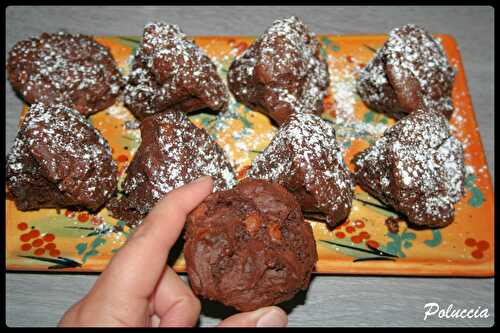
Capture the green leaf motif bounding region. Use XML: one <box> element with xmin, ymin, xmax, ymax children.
<box><xmin>464</xmin><ymin>174</ymin><xmax>484</xmax><ymax>208</ymax></box>
<box><xmin>319</xmin><ymin>43</ymin><xmax>329</xmax><ymax>61</ymax></box>
<box><xmin>363</xmin><ymin>111</ymin><xmax>375</xmax><ymax>124</ymax></box>
<box><xmin>82</xmin><ymin>250</ymin><xmax>99</xmax><ymax>264</ymax></box>
<box><xmin>80</xmin><ymin>236</ymin><xmax>107</xmax><ymax>264</ymax></box>
<box><xmin>468</xmin><ymin>188</ymin><xmax>484</xmax><ymax>208</ymax></box>
<box><xmin>320</xmin><ymin>37</ymin><xmax>341</xmax><ymax>52</ymax></box>
<box><xmin>76</xmin><ymin>243</ymin><xmax>87</xmax><ymax>255</ymax></box>
<box><xmin>424</xmin><ymin>230</ymin><xmax>442</xmax><ymax>248</ymax></box>
<box><xmin>239</xmin><ymin>109</ymin><xmax>253</xmax><ymax>129</ymax></box>
<box><xmin>380</xmin><ymin>228</ymin><xmax>417</xmax><ymax>258</ymax></box>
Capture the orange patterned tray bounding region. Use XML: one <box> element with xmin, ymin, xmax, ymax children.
<box><xmin>5</xmin><ymin>34</ymin><xmax>494</xmax><ymax>276</ymax></box>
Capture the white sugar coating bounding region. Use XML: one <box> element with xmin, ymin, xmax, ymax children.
<box><xmin>356</xmin><ymin>24</ymin><xmax>456</xmax><ymax>118</ymax></box>
<box><xmin>385</xmin><ymin>24</ymin><xmax>455</xmax><ymax>113</ymax></box>
<box><xmin>353</xmin><ymin>108</ymin><xmax>465</xmax><ymax>226</ymax></box>
<box><xmin>123</xmin><ymin>22</ymin><xmax>228</xmax><ymax>117</ymax></box>
<box><xmin>116</xmin><ymin>110</ymin><xmax>237</xmax><ymax>218</ymax></box>
<box><xmin>6</xmin><ymin>103</ymin><xmax>117</xmax><ymax>206</ymax></box>
<box><xmin>248</xmin><ymin>112</ymin><xmax>355</xmax><ymax>225</ymax></box>
<box><xmin>327</xmin><ymin>54</ymin><xmax>389</xmax><ymax>147</ymax></box>
<box><xmin>228</xmin><ymin>16</ymin><xmax>329</xmax><ymax>119</ymax></box>
<box><xmin>7</xmin><ymin>32</ymin><xmax>122</xmax><ymax>114</ymax></box>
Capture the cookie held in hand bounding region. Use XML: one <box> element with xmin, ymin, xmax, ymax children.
<box><xmin>184</xmin><ymin>179</ymin><xmax>318</xmax><ymax>312</ymax></box>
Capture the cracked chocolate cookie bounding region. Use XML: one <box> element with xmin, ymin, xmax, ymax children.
<box><xmin>6</xmin><ymin>103</ymin><xmax>118</xmax><ymax>211</ymax></box>
<box><xmin>7</xmin><ymin>32</ymin><xmax>124</xmax><ymax>116</ymax></box>
<box><xmin>356</xmin><ymin>24</ymin><xmax>456</xmax><ymax>119</ymax></box>
<box><xmin>124</xmin><ymin>22</ymin><xmax>229</xmax><ymax>120</ymax></box>
<box><xmin>227</xmin><ymin>16</ymin><xmax>329</xmax><ymax>125</ymax></box>
<box><xmin>184</xmin><ymin>179</ymin><xmax>317</xmax><ymax>312</ymax></box>
<box><xmin>352</xmin><ymin>108</ymin><xmax>465</xmax><ymax>227</ymax></box>
<box><xmin>247</xmin><ymin>113</ymin><xmax>354</xmax><ymax>228</ymax></box>
<box><xmin>107</xmin><ymin>109</ymin><xmax>236</xmax><ymax>226</ymax></box>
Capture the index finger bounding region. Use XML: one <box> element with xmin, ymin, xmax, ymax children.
<box><xmin>92</xmin><ymin>176</ymin><xmax>213</xmax><ymax>301</ymax></box>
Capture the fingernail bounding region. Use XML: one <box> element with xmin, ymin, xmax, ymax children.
<box><xmin>192</xmin><ymin>175</ymin><xmax>212</xmax><ymax>184</ymax></box>
<box><xmin>256</xmin><ymin>307</ymin><xmax>288</xmax><ymax>327</ymax></box>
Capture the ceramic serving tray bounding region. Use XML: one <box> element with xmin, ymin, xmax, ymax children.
<box><xmin>5</xmin><ymin>34</ymin><xmax>494</xmax><ymax>276</ymax></box>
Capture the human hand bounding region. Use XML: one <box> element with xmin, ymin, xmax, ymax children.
<box><xmin>58</xmin><ymin>176</ymin><xmax>288</xmax><ymax>327</ymax></box>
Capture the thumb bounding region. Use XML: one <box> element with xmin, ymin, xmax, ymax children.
<box><xmin>217</xmin><ymin>306</ymin><xmax>288</xmax><ymax>327</ymax></box>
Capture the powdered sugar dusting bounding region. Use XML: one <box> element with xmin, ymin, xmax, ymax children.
<box><xmin>123</xmin><ymin>22</ymin><xmax>228</xmax><ymax>119</ymax></box>
<box><xmin>109</xmin><ymin>110</ymin><xmax>236</xmax><ymax>225</ymax></box>
<box><xmin>7</xmin><ymin>32</ymin><xmax>123</xmax><ymax>116</ymax></box>
<box><xmin>356</xmin><ymin>24</ymin><xmax>456</xmax><ymax>118</ymax></box>
<box><xmin>6</xmin><ymin>103</ymin><xmax>117</xmax><ymax>210</ymax></box>
<box><xmin>248</xmin><ymin>113</ymin><xmax>355</xmax><ymax>226</ymax></box>
<box><xmin>228</xmin><ymin>16</ymin><xmax>329</xmax><ymax>124</ymax></box>
<box><xmin>353</xmin><ymin>108</ymin><xmax>465</xmax><ymax>226</ymax></box>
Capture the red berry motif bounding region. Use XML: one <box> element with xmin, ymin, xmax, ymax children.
<box><xmin>18</xmin><ymin>225</ymin><xmax>62</xmax><ymax>259</ymax></box>
<box><xmin>471</xmin><ymin>250</ymin><xmax>484</xmax><ymax>259</ymax></box>
<box><xmin>20</xmin><ymin>233</ymin><xmax>31</xmax><ymax>242</ymax></box>
<box><xmin>333</xmin><ymin>219</ymin><xmax>381</xmax><ymax>251</ymax></box>
<box><xmin>117</xmin><ymin>154</ymin><xmax>128</xmax><ymax>163</ymax></box>
<box><xmin>43</xmin><ymin>234</ymin><xmax>55</xmax><ymax>242</ymax></box>
<box><xmin>477</xmin><ymin>240</ymin><xmax>489</xmax><ymax>251</ymax></box>
<box><xmin>45</xmin><ymin>243</ymin><xmax>57</xmax><ymax>251</ymax></box>
<box><xmin>353</xmin><ymin>220</ymin><xmax>365</xmax><ymax>228</ymax></box>
<box><xmin>359</xmin><ymin>231</ymin><xmax>370</xmax><ymax>239</ymax></box>
<box><xmin>65</xmin><ymin>210</ymin><xmax>75</xmax><ymax>218</ymax></box>
<box><xmin>464</xmin><ymin>238</ymin><xmax>476</xmax><ymax>247</ymax></box>
<box><xmin>17</xmin><ymin>222</ymin><xmax>28</xmax><ymax>231</ymax></box>
<box><xmin>351</xmin><ymin>235</ymin><xmax>362</xmax><ymax>244</ymax></box>
<box><xmin>78</xmin><ymin>213</ymin><xmax>90</xmax><ymax>223</ymax></box>
<box><xmin>465</xmin><ymin>238</ymin><xmax>489</xmax><ymax>259</ymax></box>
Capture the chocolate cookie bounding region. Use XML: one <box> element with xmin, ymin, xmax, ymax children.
<box><xmin>6</xmin><ymin>103</ymin><xmax>118</xmax><ymax>211</ymax></box>
<box><xmin>247</xmin><ymin>113</ymin><xmax>354</xmax><ymax>228</ymax></box>
<box><xmin>107</xmin><ymin>109</ymin><xmax>236</xmax><ymax>226</ymax></box>
<box><xmin>124</xmin><ymin>22</ymin><xmax>229</xmax><ymax>120</ymax></box>
<box><xmin>356</xmin><ymin>24</ymin><xmax>456</xmax><ymax>119</ymax></box>
<box><xmin>352</xmin><ymin>108</ymin><xmax>465</xmax><ymax>228</ymax></box>
<box><xmin>184</xmin><ymin>179</ymin><xmax>318</xmax><ymax>312</ymax></box>
<box><xmin>227</xmin><ymin>16</ymin><xmax>330</xmax><ymax>125</ymax></box>
<box><xmin>7</xmin><ymin>32</ymin><xmax>124</xmax><ymax>116</ymax></box>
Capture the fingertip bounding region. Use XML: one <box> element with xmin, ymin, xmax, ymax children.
<box><xmin>145</xmin><ymin>175</ymin><xmax>213</xmax><ymax>226</ymax></box>
<box><xmin>255</xmin><ymin>306</ymin><xmax>288</xmax><ymax>327</ymax></box>
<box><xmin>217</xmin><ymin>306</ymin><xmax>288</xmax><ymax>327</ymax></box>
<box><xmin>191</xmin><ymin>175</ymin><xmax>213</xmax><ymax>185</ymax></box>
